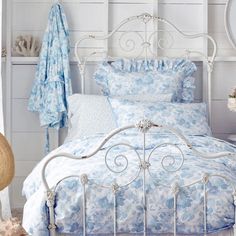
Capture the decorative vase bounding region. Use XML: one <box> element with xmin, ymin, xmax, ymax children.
<box><xmin>227</xmin><ymin>97</ymin><xmax>236</xmax><ymax>112</ymax></box>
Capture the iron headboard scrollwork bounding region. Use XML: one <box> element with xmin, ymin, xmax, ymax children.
<box><xmin>74</xmin><ymin>13</ymin><xmax>217</xmax><ymax>124</ymax></box>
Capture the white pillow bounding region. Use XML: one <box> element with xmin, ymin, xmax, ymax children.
<box><xmin>65</xmin><ymin>94</ymin><xmax>116</xmax><ymax>142</ymax></box>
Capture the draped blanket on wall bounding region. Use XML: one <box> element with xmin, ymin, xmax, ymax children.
<box><xmin>28</xmin><ymin>2</ymin><xmax>72</xmax><ymax>154</ymax></box>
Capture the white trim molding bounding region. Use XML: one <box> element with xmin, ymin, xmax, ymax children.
<box><xmin>224</xmin><ymin>0</ymin><xmax>236</xmax><ymax>49</ymax></box>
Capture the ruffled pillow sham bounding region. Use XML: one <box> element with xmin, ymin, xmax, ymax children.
<box><xmin>108</xmin><ymin>97</ymin><xmax>211</xmax><ymax>136</ymax></box>
<box><xmin>94</xmin><ymin>58</ymin><xmax>197</xmax><ymax>103</ymax></box>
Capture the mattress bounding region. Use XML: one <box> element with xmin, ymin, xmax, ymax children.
<box><xmin>22</xmin><ymin>133</ymin><xmax>236</xmax><ymax>236</ymax></box>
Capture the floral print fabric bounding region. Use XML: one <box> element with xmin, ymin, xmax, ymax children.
<box><xmin>22</xmin><ymin>132</ymin><xmax>236</xmax><ymax>235</ymax></box>
<box><xmin>93</xmin><ymin>58</ymin><xmax>197</xmax><ymax>102</ymax></box>
<box><xmin>108</xmin><ymin>98</ymin><xmax>211</xmax><ymax>136</ymax></box>
<box><xmin>28</xmin><ymin>3</ymin><xmax>72</xmax><ymax>130</ymax></box>
<box><xmin>27</xmin><ymin>3</ymin><xmax>72</xmax><ymax>153</ymax></box>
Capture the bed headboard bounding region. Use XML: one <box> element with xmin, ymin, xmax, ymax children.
<box><xmin>74</xmin><ymin>13</ymin><xmax>217</xmax><ymax>124</ymax></box>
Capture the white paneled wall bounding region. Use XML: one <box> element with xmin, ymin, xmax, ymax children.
<box><xmin>3</xmin><ymin>0</ymin><xmax>236</xmax><ymax>208</ymax></box>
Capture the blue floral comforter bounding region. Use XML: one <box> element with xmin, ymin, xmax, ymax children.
<box><xmin>22</xmin><ymin>132</ymin><xmax>236</xmax><ymax>236</ymax></box>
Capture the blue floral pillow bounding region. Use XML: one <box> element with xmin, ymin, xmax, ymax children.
<box><xmin>108</xmin><ymin>97</ymin><xmax>211</xmax><ymax>136</ymax></box>
<box><xmin>94</xmin><ymin>58</ymin><xmax>197</xmax><ymax>103</ymax></box>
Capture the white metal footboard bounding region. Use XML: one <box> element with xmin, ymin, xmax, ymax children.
<box><xmin>42</xmin><ymin>120</ymin><xmax>236</xmax><ymax>236</ymax></box>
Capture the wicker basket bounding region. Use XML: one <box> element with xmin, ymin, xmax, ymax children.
<box><xmin>0</xmin><ymin>133</ymin><xmax>15</xmax><ymax>191</ymax></box>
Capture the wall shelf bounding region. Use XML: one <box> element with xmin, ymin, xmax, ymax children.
<box><xmin>215</xmin><ymin>56</ymin><xmax>236</xmax><ymax>62</ymax></box>
<box><xmin>10</xmin><ymin>56</ymin><xmax>236</xmax><ymax>65</ymax></box>
<box><xmin>11</xmin><ymin>57</ymin><xmax>79</xmax><ymax>65</ymax></box>
<box><xmin>11</xmin><ymin>57</ymin><xmax>39</xmax><ymax>65</ymax></box>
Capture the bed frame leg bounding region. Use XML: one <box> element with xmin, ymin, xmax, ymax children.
<box><xmin>202</xmin><ymin>174</ymin><xmax>209</xmax><ymax>236</ymax></box>
<box><xmin>171</xmin><ymin>182</ymin><xmax>179</xmax><ymax>236</ymax></box>
<box><xmin>81</xmin><ymin>174</ymin><xmax>88</xmax><ymax>236</ymax></box>
<box><xmin>46</xmin><ymin>190</ymin><xmax>57</xmax><ymax>236</ymax></box>
<box><xmin>233</xmin><ymin>193</ymin><xmax>236</xmax><ymax>236</ymax></box>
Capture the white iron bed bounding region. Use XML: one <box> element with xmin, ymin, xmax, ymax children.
<box><xmin>23</xmin><ymin>13</ymin><xmax>236</xmax><ymax>236</ymax></box>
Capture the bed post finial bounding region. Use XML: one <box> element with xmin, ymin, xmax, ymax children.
<box><xmin>135</xmin><ymin>119</ymin><xmax>153</xmax><ymax>133</ymax></box>
<box><xmin>138</xmin><ymin>13</ymin><xmax>152</xmax><ymax>23</ymax></box>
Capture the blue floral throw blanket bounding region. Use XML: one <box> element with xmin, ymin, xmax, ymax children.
<box><xmin>23</xmin><ymin>133</ymin><xmax>236</xmax><ymax>235</ymax></box>
<box><xmin>28</xmin><ymin>3</ymin><xmax>71</xmax><ymax>153</ymax></box>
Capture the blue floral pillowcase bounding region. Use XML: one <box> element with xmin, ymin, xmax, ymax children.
<box><xmin>93</xmin><ymin>58</ymin><xmax>197</xmax><ymax>103</ymax></box>
<box><xmin>108</xmin><ymin>97</ymin><xmax>212</xmax><ymax>136</ymax></box>
<box><xmin>93</xmin><ymin>58</ymin><xmax>210</xmax><ymax>136</ymax></box>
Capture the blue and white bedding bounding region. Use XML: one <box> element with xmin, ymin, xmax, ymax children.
<box><xmin>108</xmin><ymin>98</ymin><xmax>211</xmax><ymax>136</ymax></box>
<box><xmin>23</xmin><ymin>132</ymin><xmax>236</xmax><ymax>236</ymax></box>
<box><xmin>94</xmin><ymin>58</ymin><xmax>196</xmax><ymax>103</ymax></box>
<box><xmin>23</xmin><ymin>56</ymin><xmax>235</xmax><ymax>235</ymax></box>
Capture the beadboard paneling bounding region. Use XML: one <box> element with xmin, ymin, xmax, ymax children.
<box><xmin>158</xmin><ymin>4</ymin><xmax>203</xmax><ymax>32</ymax></box>
<box><xmin>213</xmin><ymin>133</ymin><xmax>235</xmax><ymax>141</ymax></box>
<box><xmin>212</xmin><ymin>100</ymin><xmax>236</xmax><ymax>134</ymax></box>
<box><xmin>15</xmin><ymin>161</ymin><xmax>38</xmax><ymax>177</ymax></box>
<box><xmin>12</xmin><ymin>2</ymin><xmax>236</xmax><ymax>58</ymax></box>
<box><xmin>212</xmin><ymin>62</ymin><xmax>236</xmax><ymax>100</ymax></box>
<box><xmin>13</xmin><ymin>3</ymin><xmax>105</xmax><ymax>31</ymax></box>
<box><xmin>12</xmin><ymin>99</ymin><xmax>43</xmax><ymax>132</ymax></box>
<box><xmin>208</xmin><ymin>4</ymin><xmax>236</xmax><ymax>56</ymax></box>
<box><xmin>11</xmin><ymin>177</ymin><xmax>26</xmax><ymax>208</ymax></box>
<box><xmin>12</xmin><ymin>132</ymin><xmax>58</xmax><ymax>161</ymax></box>
<box><xmin>12</xmin><ymin>65</ymin><xmax>35</xmax><ymax>99</ymax></box>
